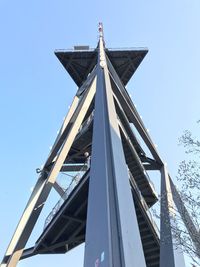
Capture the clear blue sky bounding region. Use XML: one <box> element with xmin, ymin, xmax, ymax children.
<box><xmin>0</xmin><ymin>1</ymin><xmax>200</xmax><ymax>266</ymax></box>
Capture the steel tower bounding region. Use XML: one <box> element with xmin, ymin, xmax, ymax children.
<box><xmin>1</xmin><ymin>24</ymin><xmax>198</xmax><ymax>267</ymax></box>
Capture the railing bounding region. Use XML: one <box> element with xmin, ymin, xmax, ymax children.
<box><xmin>43</xmin><ymin>113</ymin><xmax>94</xmax><ymax>230</ymax></box>
<box><xmin>54</xmin><ymin>47</ymin><xmax>148</xmax><ymax>53</ymax></box>
<box><xmin>44</xmin><ymin>164</ymin><xmax>88</xmax><ymax>230</ymax></box>
<box><xmin>54</xmin><ymin>48</ymin><xmax>96</xmax><ymax>53</ymax></box>
<box><xmin>107</xmin><ymin>47</ymin><xmax>148</xmax><ymax>52</ymax></box>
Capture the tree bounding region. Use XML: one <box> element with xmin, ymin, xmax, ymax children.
<box><xmin>173</xmin><ymin>129</ymin><xmax>200</xmax><ymax>265</ymax></box>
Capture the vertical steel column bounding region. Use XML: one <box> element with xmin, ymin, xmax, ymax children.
<box><xmin>160</xmin><ymin>165</ymin><xmax>185</xmax><ymax>267</ymax></box>
<box><xmin>84</xmin><ymin>32</ymin><xmax>146</xmax><ymax>267</ymax></box>
<box><xmin>1</xmin><ymin>77</ymin><xmax>97</xmax><ymax>267</ymax></box>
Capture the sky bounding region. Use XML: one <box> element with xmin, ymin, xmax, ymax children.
<box><xmin>0</xmin><ymin>0</ymin><xmax>200</xmax><ymax>266</ymax></box>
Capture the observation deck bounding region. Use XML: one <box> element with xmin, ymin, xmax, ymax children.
<box><xmin>55</xmin><ymin>47</ymin><xmax>148</xmax><ymax>87</ymax></box>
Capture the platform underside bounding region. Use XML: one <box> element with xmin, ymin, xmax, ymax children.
<box><xmin>55</xmin><ymin>48</ymin><xmax>148</xmax><ymax>87</ymax></box>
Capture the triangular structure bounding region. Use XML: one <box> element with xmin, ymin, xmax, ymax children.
<box><xmin>2</xmin><ymin>23</ymin><xmax>197</xmax><ymax>267</ymax></box>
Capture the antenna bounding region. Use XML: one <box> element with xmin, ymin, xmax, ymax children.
<box><xmin>98</xmin><ymin>22</ymin><xmax>104</xmax><ymax>39</ymax></box>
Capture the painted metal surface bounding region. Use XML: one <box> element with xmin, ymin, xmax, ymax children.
<box><xmin>160</xmin><ymin>165</ymin><xmax>185</xmax><ymax>267</ymax></box>
<box><xmin>84</xmin><ymin>34</ymin><xmax>146</xmax><ymax>267</ymax></box>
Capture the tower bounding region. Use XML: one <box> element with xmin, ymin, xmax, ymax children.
<box><xmin>1</xmin><ymin>24</ymin><xmax>197</xmax><ymax>267</ymax></box>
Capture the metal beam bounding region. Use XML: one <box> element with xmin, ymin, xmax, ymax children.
<box><xmin>142</xmin><ymin>157</ymin><xmax>161</xmax><ymax>171</ymax></box>
<box><xmin>107</xmin><ymin>55</ymin><xmax>162</xmax><ymax>164</ymax></box>
<box><xmin>119</xmin><ymin>123</ymin><xmax>147</xmax><ymax>177</ymax></box>
<box><xmin>113</xmin><ymin>93</ymin><xmax>146</xmax><ymax>155</ymax></box>
<box><xmin>19</xmin><ymin>247</ymin><xmax>36</xmax><ymax>260</ymax></box>
<box><xmin>63</xmin><ymin>214</ymin><xmax>84</xmax><ymax>223</ymax></box>
<box><xmin>53</xmin><ymin>181</ymin><xmax>65</xmax><ymax>196</ymax></box>
<box><xmin>60</xmin><ymin>164</ymin><xmax>87</xmax><ymax>172</ymax></box>
<box><xmin>50</xmin><ymin>95</ymin><xmax>79</xmax><ymax>153</ymax></box>
<box><xmin>40</xmin><ymin>228</ymin><xmax>85</xmax><ymax>254</ymax></box>
<box><xmin>1</xmin><ymin>76</ymin><xmax>97</xmax><ymax>267</ymax></box>
<box><xmin>143</xmin><ymin>164</ymin><xmax>160</xmax><ymax>171</ymax></box>
<box><xmin>48</xmin><ymin>66</ymin><xmax>96</xmax><ymax>159</ymax></box>
<box><xmin>43</xmin><ymin>67</ymin><xmax>97</xmax><ymax>169</ymax></box>
<box><xmin>160</xmin><ymin>165</ymin><xmax>185</xmax><ymax>267</ymax></box>
<box><xmin>76</xmin><ymin>65</ymin><xmax>97</xmax><ymax>97</ymax></box>
<box><xmin>50</xmin><ymin>199</ymin><xmax>87</xmax><ymax>245</ymax></box>
<box><xmin>21</xmin><ymin>233</ymin><xmax>85</xmax><ymax>260</ymax></box>
<box><xmin>84</xmin><ymin>33</ymin><xmax>146</xmax><ymax>267</ymax></box>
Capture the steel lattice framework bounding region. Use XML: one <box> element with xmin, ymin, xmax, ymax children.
<box><xmin>1</xmin><ymin>24</ymin><xmax>198</xmax><ymax>267</ymax></box>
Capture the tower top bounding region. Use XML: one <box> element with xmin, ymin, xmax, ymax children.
<box><xmin>54</xmin><ymin>24</ymin><xmax>148</xmax><ymax>86</ymax></box>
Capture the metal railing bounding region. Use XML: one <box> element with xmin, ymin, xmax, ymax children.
<box><xmin>43</xmin><ymin>113</ymin><xmax>94</xmax><ymax>230</ymax></box>
<box><xmin>54</xmin><ymin>47</ymin><xmax>147</xmax><ymax>53</ymax></box>
<box><xmin>44</xmin><ymin>164</ymin><xmax>88</xmax><ymax>230</ymax></box>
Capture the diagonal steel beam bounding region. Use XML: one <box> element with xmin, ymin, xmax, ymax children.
<box><xmin>53</xmin><ymin>181</ymin><xmax>65</xmax><ymax>196</ymax></box>
<box><xmin>50</xmin><ymin>95</ymin><xmax>79</xmax><ymax>153</ymax></box>
<box><xmin>43</xmin><ymin>67</ymin><xmax>97</xmax><ymax>169</ymax></box>
<box><xmin>160</xmin><ymin>165</ymin><xmax>186</xmax><ymax>267</ymax></box>
<box><xmin>49</xmin><ymin>67</ymin><xmax>96</xmax><ymax>157</ymax></box>
<box><xmin>107</xmin><ymin>55</ymin><xmax>162</xmax><ymax>164</ymax></box>
<box><xmin>113</xmin><ymin>93</ymin><xmax>146</xmax><ymax>155</ymax></box>
<box><xmin>1</xmin><ymin>76</ymin><xmax>97</xmax><ymax>267</ymax></box>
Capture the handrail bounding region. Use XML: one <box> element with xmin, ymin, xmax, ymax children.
<box><xmin>44</xmin><ymin>163</ymin><xmax>88</xmax><ymax>229</ymax></box>
<box><xmin>54</xmin><ymin>47</ymin><xmax>148</xmax><ymax>53</ymax></box>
